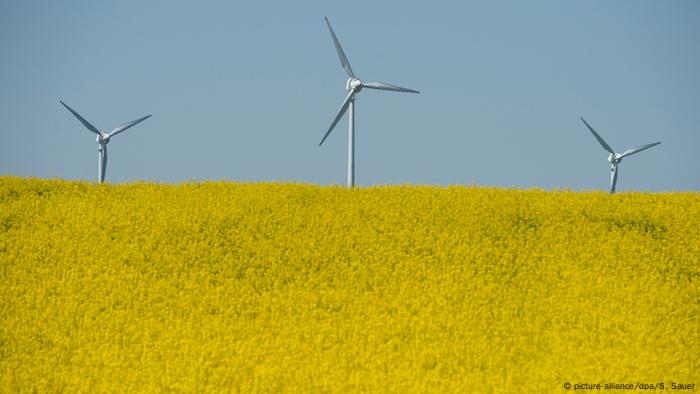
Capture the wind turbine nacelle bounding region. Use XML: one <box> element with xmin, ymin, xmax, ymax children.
<box><xmin>608</xmin><ymin>153</ymin><xmax>622</xmax><ymax>163</ymax></box>
<box><xmin>347</xmin><ymin>78</ymin><xmax>363</xmax><ymax>92</ymax></box>
<box><xmin>96</xmin><ymin>134</ymin><xmax>110</xmax><ymax>144</ymax></box>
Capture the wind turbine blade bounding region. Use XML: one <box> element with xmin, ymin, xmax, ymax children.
<box><xmin>319</xmin><ymin>90</ymin><xmax>354</xmax><ymax>146</ymax></box>
<box><xmin>109</xmin><ymin>115</ymin><xmax>152</xmax><ymax>137</ymax></box>
<box><xmin>324</xmin><ymin>17</ymin><xmax>356</xmax><ymax>78</ymax></box>
<box><xmin>101</xmin><ymin>144</ymin><xmax>108</xmax><ymax>183</ymax></box>
<box><xmin>621</xmin><ymin>141</ymin><xmax>661</xmax><ymax>158</ymax></box>
<box><xmin>580</xmin><ymin>117</ymin><xmax>615</xmax><ymax>154</ymax></box>
<box><xmin>610</xmin><ymin>164</ymin><xmax>618</xmax><ymax>194</ymax></box>
<box><xmin>60</xmin><ymin>101</ymin><xmax>100</xmax><ymax>135</ymax></box>
<box><xmin>363</xmin><ymin>82</ymin><xmax>420</xmax><ymax>94</ymax></box>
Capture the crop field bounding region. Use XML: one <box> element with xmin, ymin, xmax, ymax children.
<box><xmin>0</xmin><ymin>176</ymin><xmax>698</xmax><ymax>392</ymax></box>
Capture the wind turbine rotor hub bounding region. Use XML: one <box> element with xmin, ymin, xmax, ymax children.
<box><xmin>347</xmin><ymin>78</ymin><xmax>363</xmax><ymax>92</ymax></box>
<box><xmin>608</xmin><ymin>153</ymin><xmax>622</xmax><ymax>164</ymax></box>
<box><xmin>96</xmin><ymin>133</ymin><xmax>110</xmax><ymax>144</ymax></box>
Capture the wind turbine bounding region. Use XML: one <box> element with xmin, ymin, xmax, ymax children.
<box><xmin>580</xmin><ymin>117</ymin><xmax>660</xmax><ymax>194</ymax></box>
<box><xmin>319</xmin><ymin>17</ymin><xmax>419</xmax><ymax>188</ymax></box>
<box><xmin>61</xmin><ymin>101</ymin><xmax>151</xmax><ymax>183</ymax></box>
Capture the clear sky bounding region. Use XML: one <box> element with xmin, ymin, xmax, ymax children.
<box><xmin>1</xmin><ymin>1</ymin><xmax>698</xmax><ymax>191</ymax></box>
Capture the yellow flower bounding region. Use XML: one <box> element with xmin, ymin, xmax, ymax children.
<box><xmin>1</xmin><ymin>176</ymin><xmax>698</xmax><ymax>392</ymax></box>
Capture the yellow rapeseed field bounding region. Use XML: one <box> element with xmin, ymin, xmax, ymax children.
<box><xmin>1</xmin><ymin>176</ymin><xmax>698</xmax><ymax>392</ymax></box>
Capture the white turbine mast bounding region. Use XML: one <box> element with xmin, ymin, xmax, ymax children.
<box><xmin>61</xmin><ymin>101</ymin><xmax>151</xmax><ymax>183</ymax></box>
<box><xmin>580</xmin><ymin>117</ymin><xmax>660</xmax><ymax>194</ymax></box>
<box><xmin>319</xmin><ymin>17</ymin><xmax>419</xmax><ymax>188</ymax></box>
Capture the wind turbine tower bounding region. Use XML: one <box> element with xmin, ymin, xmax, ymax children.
<box><xmin>319</xmin><ymin>17</ymin><xmax>419</xmax><ymax>187</ymax></box>
<box><xmin>580</xmin><ymin>117</ymin><xmax>661</xmax><ymax>194</ymax></box>
<box><xmin>61</xmin><ymin>101</ymin><xmax>151</xmax><ymax>183</ymax></box>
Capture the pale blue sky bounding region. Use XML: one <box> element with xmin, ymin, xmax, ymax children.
<box><xmin>1</xmin><ymin>1</ymin><xmax>698</xmax><ymax>191</ymax></box>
